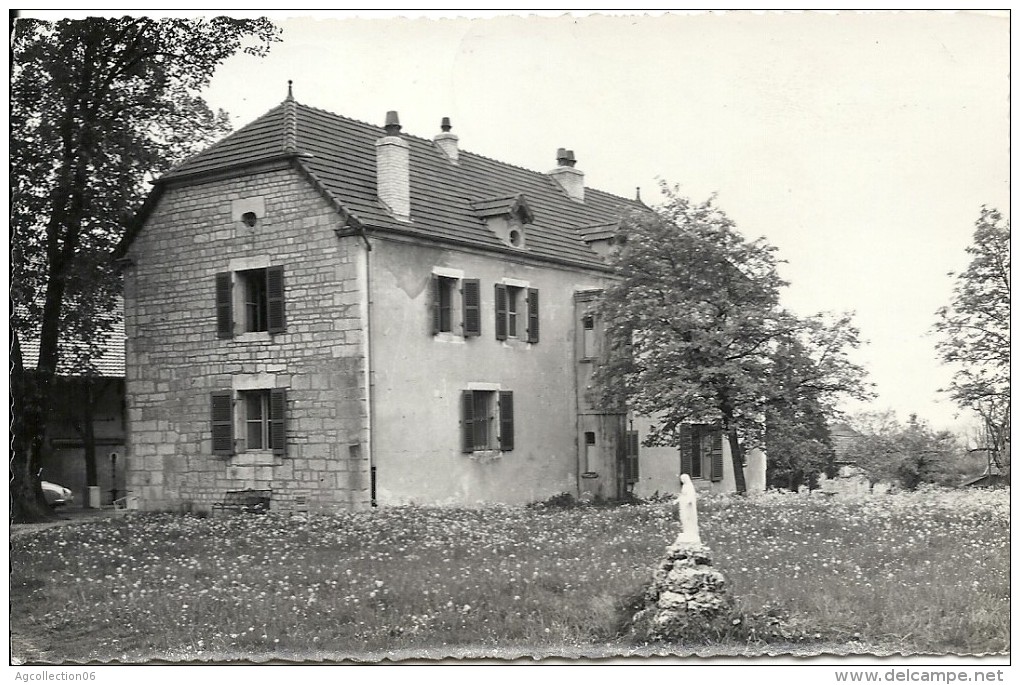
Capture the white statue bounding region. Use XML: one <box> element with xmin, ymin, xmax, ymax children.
<box><xmin>674</xmin><ymin>473</ymin><xmax>701</xmax><ymax>545</ymax></box>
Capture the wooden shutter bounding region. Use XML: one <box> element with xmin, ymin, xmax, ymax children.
<box><xmin>266</xmin><ymin>265</ymin><xmax>286</xmax><ymax>334</ymax></box>
<box><xmin>211</xmin><ymin>390</ymin><xmax>235</xmax><ymax>456</ymax></box>
<box><xmin>494</xmin><ymin>283</ymin><xmax>508</xmax><ymax>340</ymax></box>
<box><xmin>215</xmin><ymin>273</ymin><xmax>233</xmax><ymax>339</ymax></box>
<box><xmin>462</xmin><ymin>279</ymin><xmax>481</xmax><ymax>337</ymax></box>
<box><xmin>627</xmin><ymin>431</ymin><xmax>640</xmax><ymax>481</ymax></box>
<box><xmin>499</xmin><ymin>391</ymin><xmax>514</xmax><ymax>452</ymax></box>
<box><xmin>526</xmin><ymin>288</ymin><xmax>540</xmax><ymax>343</ymax></box>
<box><xmin>679</xmin><ymin>424</ymin><xmax>692</xmax><ymax>476</ymax></box>
<box><xmin>710</xmin><ymin>428</ymin><xmax>724</xmax><ymax>482</ymax></box>
<box><xmin>269</xmin><ymin>388</ymin><xmax>287</xmax><ymax>456</ymax></box>
<box><xmin>461</xmin><ymin>390</ymin><xmax>475</xmax><ymax>452</ymax></box>
<box><xmin>430</xmin><ymin>275</ymin><xmax>441</xmax><ymax>335</ymax></box>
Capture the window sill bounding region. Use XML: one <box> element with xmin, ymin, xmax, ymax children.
<box><xmin>433</xmin><ymin>332</ymin><xmax>466</xmax><ymax>344</ymax></box>
<box><xmin>467</xmin><ymin>449</ymin><xmax>503</xmax><ymax>463</ymax></box>
<box><xmin>232</xmin><ymin>331</ymin><xmax>273</xmax><ymax>344</ymax></box>
<box><xmin>229</xmin><ymin>450</ymin><xmax>277</xmax><ymax>466</ymax></box>
<box><xmin>578</xmin><ymin>357</ymin><xmax>596</xmax><ymax>364</ymax></box>
<box><xmin>500</xmin><ymin>338</ymin><xmax>533</xmax><ymax>348</ymax></box>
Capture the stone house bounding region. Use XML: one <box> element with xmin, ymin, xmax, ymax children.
<box><xmin>118</xmin><ymin>90</ymin><xmax>752</xmax><ymax>512</ymax></box>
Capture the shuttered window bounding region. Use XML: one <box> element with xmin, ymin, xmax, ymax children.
<box><xmin>495</xmin><ymin>284</ymin><xmax>540</xmax><ymax>343</ymax></box>
<box><xmin>211</xmin><ymin>391</ymin><xmax>235</xmax><ymax>455</ymax></box>
<box><xmin>625</xmin><ymin>430</ymin><xmax>640</xmax><ymax>482</ymax></box>
<box><xmin>679</xmin><ymin>424</ymin><xmax>694</xmax><ymax>477</ymax></box>
<box><xmin>494</xmin><ymin>284</ymin><xmax>508</xmax><ymax>340</ymax></box>
<box><xmin>431</xmin><ymin>275</ymin><xmax>458</xmax><ymax>335</ymax></box>
<box><xmin>269</xmin><ymin>387</ymin><xmax>287</xmax><ymax>456</ymax></box>
<box><xmin>498</xmin><ymin>391</ymin><xmax>514</xmax><ymax>451</ymax></box>
<box><xmin>461</xmin><ymin>389</ymin><xmax>514</xmax><ymax>453</ymax></box>
<box><xmin>680</xmin><ymin>424</ymin><xmax>723</xmax><ymax>481</ymax></box>
<box><xmin>211</xmin><ymin>388</ymin><xmax>287</xmax><ymax>457</ymax></box>
<box><xmin>710</xmin><ymin>429</ymin><xmax>724</xmax><ymax>482</ymax></box>
<box><xmin>526</xmin><ymin>288</ymin><xmax>540</xmax><ymax>343</ymax></box>
<box><xmin>460</xmin><ymin>391</ymin><xmax>476</xmax><ymax>453</ymax></box>
<box><xmin>266</xmin><ymin>266</ymin><xmax>286</xmax><ymax>334</ymax></box>
<box><xmin>216</xmin><ymin>273</ymin><xmax>233</xmax><ymax>339</ymax></box>
<box><xmin>215</xmin><ymin>266</ymin><xmax>286</xmax><ymax>338</ymax></box>
<box><xmin>431</xmin><ymin>276</ymin><xmax>441</xmax><ymax>335</ymax></box>
<box><xmin>462</xmin><ymin>279</ymin><xmax>481</xmax><ymax>337</ymax></box>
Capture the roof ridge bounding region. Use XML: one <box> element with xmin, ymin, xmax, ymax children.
<box><xmin>292</xmin><ymin>102</ymin><xmax>643</xmax><ymax>208</ymax></box>
<box><xmin>161</xmin><ymin>103</ymin><xmax>287</xmax><ymax>179</ymax></box>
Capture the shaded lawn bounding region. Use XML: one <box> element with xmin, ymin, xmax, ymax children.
<box><xmin>10</xmin><ymin>487</ymin><xmax>1009</xmax><ymax>662</ymax></box>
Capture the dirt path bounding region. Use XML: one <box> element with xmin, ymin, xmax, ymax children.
<box><xmin>10</xmin><ymin>509</ymin><xmax>120</xmax><ymax>539</ymax></box>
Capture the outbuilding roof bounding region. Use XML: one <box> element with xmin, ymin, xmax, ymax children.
<box><xmin>19</xmin><ymin>316</ymin><xmax>126</xmax><ymax>378</ymax></box>
<box><xmin>156</xmin><ymin>97</ymin><xmax>645</xmax><ymax>270</ymax></box>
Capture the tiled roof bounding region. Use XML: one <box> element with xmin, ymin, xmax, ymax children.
<box><xmin>19</xmin><ymin>315</ymin><xmax>126</xmax><ymax>378</ymax></box>
<box><xmin>471</xmin><ymin>194</ymin><xmax>535</xmax><ymax>224</ymax></box>
<box><xmin>159</xmin><ymin>99</ymin><xmax>646</xmax><ymax>269</ymax></box>
<box><xmin>577</xmin><ymin>221</ymin><xmax>622</xmax><ymax>243</ymax></box>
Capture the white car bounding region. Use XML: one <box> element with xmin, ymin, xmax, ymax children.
<box><xmin>42</xmin><ymin>481</ymin><xmax>74</xmax><ymax>507</ymax></box>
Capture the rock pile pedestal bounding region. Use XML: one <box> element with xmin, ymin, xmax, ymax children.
<box><xmin>630</xmin><ymin>474</ymin><xmax>732</xmax><ymax>641</ymax></box>
<box><xmin>631</xmin><ymin>540</ymin><xmax>732</xmax><ymax>641</ymax></box>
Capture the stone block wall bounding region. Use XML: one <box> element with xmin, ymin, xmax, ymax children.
<box><xmin>123</xmin><ymin>165</ymin><xmax>370</xmax><ymax>512</ymax></box>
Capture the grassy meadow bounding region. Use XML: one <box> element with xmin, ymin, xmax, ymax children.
<box><xmin>10</xmin><ymin>487</ymin><xmax>1009</xmax><ymax>662</ymax></box>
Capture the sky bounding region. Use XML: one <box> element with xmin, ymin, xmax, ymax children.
<box><xmin>28</xmin><ymin>10</ymin><xmax>1009</xmax><ymax>432</ymax></box>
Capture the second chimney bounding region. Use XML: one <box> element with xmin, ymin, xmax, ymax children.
<box><xmin>434</xmin><ymin>116</ymin><xmax>459</xmax><ymax>163</ymax></box>
<box><xmin>548</xmin><ymin>148</ymin><xmax>584</xmax><ymax>202</ymax></box>
<box><xmin>375</xmin><ymin>110</ymin><xmax>411</xmax><ymax>221</ymax></box>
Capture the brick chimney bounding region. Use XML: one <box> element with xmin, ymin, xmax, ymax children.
<box><xmin>375</xmin><ymin>110</ymin><xmax>411</xmax><ymax>221</ymax></box>
<box><xmin>434</xmin><ymin>116</ymin><xmax>459</xmax><ymax>163</ymax></box>
<box><xmin>548</xmin><ymin>147</ymin><xmax>584</xmax><ymax>202</ymax></box>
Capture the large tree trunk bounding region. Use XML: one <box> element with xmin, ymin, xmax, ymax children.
<box><xmin>726</xmin><ymin>426</ymin><xmax>747</xmax><ymax>494</ymax></box>
<box><xmin>10</xmin><ymin>330</ymin><xmax>58</xmax><ymax>523</ymax></box>
<box><xmin>719</xmin><ymin>399</ymin><xmax>747</xmax><ymax>494</ymax></box>
<box><xmin>11</xmin><ymin>80</ymin><xmax>90</xmax><ymax>523</ymax></box>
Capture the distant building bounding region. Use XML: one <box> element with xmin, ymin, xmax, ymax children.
<box><xmin>20</xmin><ymin>316</ymin><xmax>127</xmax><ymax>506</ymax></box>
<box><xmin>828</xmin><ymin>421</ymin><xmax>862</xmax><ymax>469</ymax></box>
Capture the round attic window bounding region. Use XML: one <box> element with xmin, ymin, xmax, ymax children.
<box><xmin>508</xmin><ymin>228</ymin><xmax>523</xmax><ymax>247</ymax></box>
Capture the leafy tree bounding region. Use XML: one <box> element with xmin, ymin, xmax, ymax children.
<box><xmin>764</xmin><ymin>407</ymin><xmax>835</xmax><ymax>491</ymax></box>
<box><xmin>11</xmin><ymin>16</ymin><xmax>280</xmax><ymax>521</ymax></box>
<box><xmin>594</xmin><ymin>184</ymin><xmax>870</xmax><ymax>493</ymax></box>
<box><xmin>934</xmin><ymin>207</ymin><xmax>1010</xmax><ymax>480</ymax></box>
<box><xmin>843</xmin><ymin>411</ymin><xmax>960</xmax><ymax>490</ymax></box>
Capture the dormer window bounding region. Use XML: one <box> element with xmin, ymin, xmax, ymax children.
<box><xmin>471</xmin><ymin>194</ymin><xmax>534</xmax><ymax>250</ymax></box>
<box><xmin>578</xmin><ymin>221</ymin><xmax>623</xmax><ymax>258</ymax></box>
